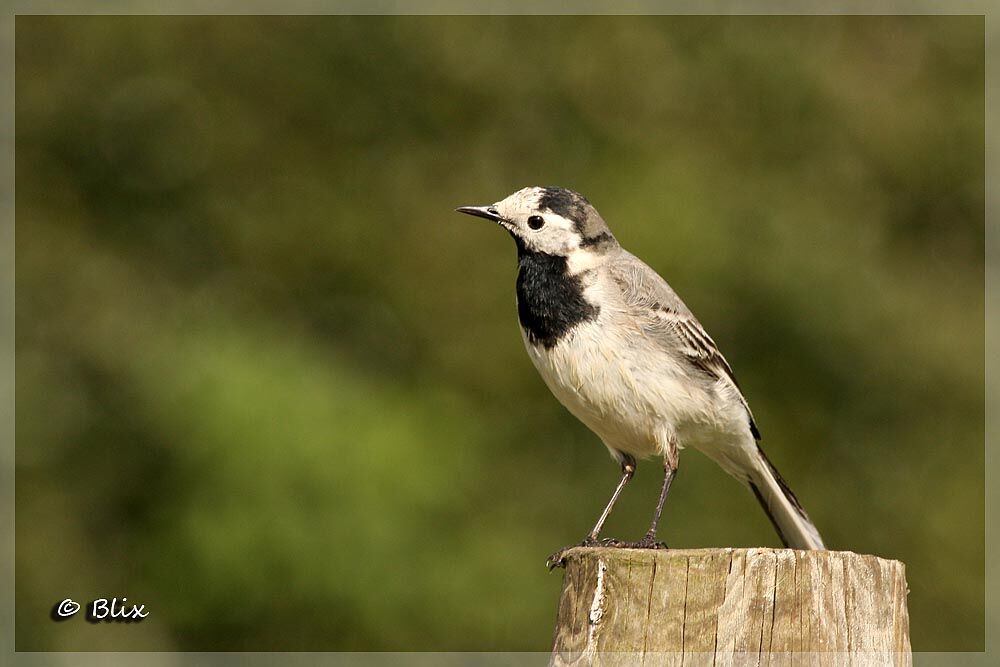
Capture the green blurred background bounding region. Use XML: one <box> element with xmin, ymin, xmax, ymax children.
<box><xmin>15</xmin><ymin>15</ymin><xmax>983</xmax><ymax>651</ymax></box>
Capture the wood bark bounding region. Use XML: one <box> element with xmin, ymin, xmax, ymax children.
<box><xmin>550</xmin><ymin>547</ymin><xmax>910</xmax><ymax>666</ymax></box>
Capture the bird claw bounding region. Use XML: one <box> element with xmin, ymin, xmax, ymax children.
<box><xmin>628</xmin><ymin>535</ymin><xmax>669</xmax><ymax>550</ymax></box>
<box><xmin>590</xmin><ymin>536</ymin><xmax>668</xmax><ymax>550</ymax></box>
<box><xmin>546</xmin><ymin>548</ymin><xmax>571</xmax><ymax>570</ymax></box>
<box><xmin>547</xmin><ymin>535</ymin><xmax>668</xmax><ymax>569</ymax></box>
<box><xmin>547</xmin><ymin>536</ymin><xmax>607</xmax><ymax>569</ymax></box>
<box><xmin>547</xmin><ymin>535</ymin><xmax>670</xmax><ymax>567</ymax></box>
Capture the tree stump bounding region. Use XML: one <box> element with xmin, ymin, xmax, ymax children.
<box><xmin>550</xmin><ymin>547</ymin><xmax>911</xmax><ymax>666</ymax></box>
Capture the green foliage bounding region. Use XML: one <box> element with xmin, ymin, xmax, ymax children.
<box><xmin>15</xmin><ymin>15</ymin><xmax>983</xmax><ymax>651</ymax></box>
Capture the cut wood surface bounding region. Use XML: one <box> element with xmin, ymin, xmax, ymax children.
<box><xmin>550</xmin><ymin>547</ymin><xmax>910</xmax><ymax>666</ymax></box>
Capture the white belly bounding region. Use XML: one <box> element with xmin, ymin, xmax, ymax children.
<box><xmin>522</xmin><ymin>319</ymin><xmax>752</xmax><ymax>464</ymax></box>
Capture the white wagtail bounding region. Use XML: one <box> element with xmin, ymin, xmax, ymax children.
<box><xmin>457</xmin><ymin>186</ymin><xmax>825</xmax><ymax>562</ymax></box>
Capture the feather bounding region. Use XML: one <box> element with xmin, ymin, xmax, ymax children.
<box><xmin>606</xmin><ymin>251</ymin><xmax>761</xmax><ymax>439</ymax></box>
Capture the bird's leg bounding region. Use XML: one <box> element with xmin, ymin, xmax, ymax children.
<box><xmin>546</xmin><ymin>455</ymin><xmax>636</xmax><ymax>569</ymax></box>
<box><xmin>584</xmin><ymin>455</ymin><xmax>636</xmax><ymax>544</ymax></box>
<box><xmin>634</xmin><ymin>443</ymin><xmax>678</xmax><ymax>549</ymax></box>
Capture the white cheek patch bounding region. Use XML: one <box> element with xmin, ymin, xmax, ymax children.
<box><xmin>540</xmin><ymin>213</ymin><xmax>584</xmax><ymax>254</ymax></box>
<box><xmin>567</xmin><ymin>248</ymin><xmax>602</xmax><ymax>275</ymax></box>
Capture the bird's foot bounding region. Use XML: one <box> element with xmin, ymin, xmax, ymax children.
<box><xmin>547</xmin><ymin>536</ymin><xmax>651</xmax><ymax>570</ymax></box>
<box><xmin>546</xmin><ymin>540</ymin><xmax>591</xmax><ymax>570</ymax></box>
<box><xmin>546</xmin><ymin>545</ymin><xmax>574</xmax><ymax>570</ymax></box>
<box><xmin>623</xmin><ymin>534</ymin><xmax>668</xmax><ymax>550</ymax></box>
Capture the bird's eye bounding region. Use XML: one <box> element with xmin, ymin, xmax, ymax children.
<box><xmin>527</xmin><ymin>215</ymin><xmax>545</xmax><ymax>230</ymax></box>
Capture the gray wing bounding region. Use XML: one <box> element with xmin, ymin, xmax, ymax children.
<box><xmin>607</xmin><ymin>251</ymin><xmax>761</xmax><ymax>439</ymax></box>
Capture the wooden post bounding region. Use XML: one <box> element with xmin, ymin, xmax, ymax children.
<box><xmin>550</xmin><ymin>547</ymin><xmax>911</xmax><ymax>666</ymax></box>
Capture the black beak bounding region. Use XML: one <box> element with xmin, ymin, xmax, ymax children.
<box><xmin>455</xmin><ymin>205</ymin><xmax>503</xmax><ymax>222</ymax></box>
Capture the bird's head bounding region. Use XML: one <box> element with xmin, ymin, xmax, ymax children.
<box><xmin>457</xmin><ymin>186</ymin><xmax>617</xmax><ymax>260</ymax></box>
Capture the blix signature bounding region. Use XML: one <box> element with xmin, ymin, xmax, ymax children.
<box><xmin>51</xmin><ymin>597</ymin><xmax>149</xmax><ymax>622</ymax></box>
<box><xmin>88</xmin><ymin>597</ymin><xmax>148</xmax><ymax>622</ymax></box>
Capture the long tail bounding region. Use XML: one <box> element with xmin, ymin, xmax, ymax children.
<box><xmin>746</xmin><ymin>444</ymin><xmax>826</xmax><ymax>550</ymax></box>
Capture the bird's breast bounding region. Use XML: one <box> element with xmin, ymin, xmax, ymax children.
<box><xmin>521</xmin><ymin>310</ymin><xmax>727</xmax><ymax>458</ymax></box>
<box><xmin>515</xmin><ymin>250</ymin><xmax>599</xmax><ymax>349</ymax></box>
<box><xmin>522</xmin><ymin>318</ymin><xmax>668</xmax><ymax>453</ymax></box>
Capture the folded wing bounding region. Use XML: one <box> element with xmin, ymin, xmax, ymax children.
<box><xmin>607</xmin><ymin>252</ymin><xmax>761</xmax><ymax>440</ymax></box>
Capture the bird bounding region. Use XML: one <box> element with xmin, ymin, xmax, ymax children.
<box><xmin>456</xmin><ymin>186</ymin><xmax>825</xmax><ymax>564</ymax></box>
